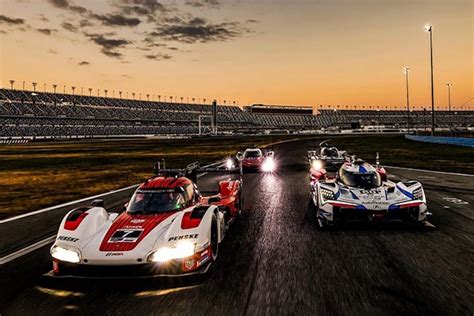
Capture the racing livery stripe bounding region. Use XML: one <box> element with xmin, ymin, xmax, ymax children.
<box><xmin>99</xmin><ymin>212</ymin><xmax>176</xmax><ymax>252</ymax></box>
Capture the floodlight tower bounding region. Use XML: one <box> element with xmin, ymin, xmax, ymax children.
<box><xmin>446</xmin><ymin>83</ymin><xmax>452</xmax><ymax>111</ymax></box>
<box><xmin>425</xmin><ymin>24</ymin><xmax>435</xmax><ymax>135</ymax></box>
<box><xmin>404</xmin><ymin>67</ymin><xmax>411</xmax><ymax>132</ymax></box>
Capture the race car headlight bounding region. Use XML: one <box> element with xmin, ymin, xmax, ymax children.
<box><xmin>311</xmin><ymin>160</ymin><xmax>323</xmax><ymax>171</ymax></box>
<box><xmin>261</xmin><ymin>157</ymin><xmax>276</xmax><ymax>172</ymax></box>
<box><xmin>412</xmin><ymin>187</ymin><xmax>424</xmax><ymax>200</ymax></box>
<box><xmin>320</xmin><ymin>188</ymin><xmax>335</xmax><ymax>202</ymax></box>
<box><xmin>226</xmin><ymin>158</ymin><xmax>234</xmax><ymax>170</ymax></box>
<box><xmin>147</xmin><ymin>241</ymin><xmax>196</xmax><ymax>263</ymax></box>
<box><xmin>51</xmin><ymin>245</ymin><xmax>81</xmax><ymax>263</ymax></box>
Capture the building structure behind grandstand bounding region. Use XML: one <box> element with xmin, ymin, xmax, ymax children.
<box><xmin>0</xmin><ymin>88</ymin><xmax>472</xmax><ymax>139</ymax></box>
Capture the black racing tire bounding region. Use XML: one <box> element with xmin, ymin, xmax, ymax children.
<box><xmin>210</xmin><ymin>214</ymin><xmax>219</xmax><ymax>261</ymax></box>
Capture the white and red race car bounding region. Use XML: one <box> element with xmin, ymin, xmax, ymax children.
<box><xmin>234</xmin><ymin>147</ymin><xmax>275</xmax><ymax>172</ymax></box>
<box><xmin>50</xmin><ymin>163</ymin><xmax>242</xmax><ymax>277</ymax></box>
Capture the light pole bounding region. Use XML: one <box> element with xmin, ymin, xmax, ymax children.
<box><xmin>53</xmin><ymin>84</ymin><xmax>57</xmax><ymax>93</ymax></box>
<box><xmin>104</xmin><ymin>89</ymin><xmax>108</xmax><ymax>98</ymax></box>
<box><xmin>446</xmin><ymin>83</ymin><xmax>452</xmax><ymax>111</ymax></box>
<box><xmin>32</xmin><ymin>82</ymin><xmax>37</xmax><ymax>92</ymax></box>
<box><xmin>9</xmin><ymin>80</ymin><xmax>15</xmax><ymax>90</ymax></box>
<box><xmin>43</xmin><ymin>83</ymin><xmax>46</xmax><ymax>92</ymax></box>
<box><xmin>425</xmin><ymin>24</ymin><xmax>435</xmax><ymax>135</ymax></box>
<box><xmin>119</xmin><ymin>91</ymin><xmax>122</xmax><ymax>99</ymax></box>
<box><xmin>63</xmin><ymin>85</ymin><xmax>66</xmax><ymax>94</ymax></box>
<box><xmin>71</xmin><ymin>86</ymin><xmax>76</xmax><ymax>95</ymax></box>
<box><xmin>22</xmin><ymin>81</ymin><xmax>25</xmax><ymax>90</ymax></box>
<box><xmin>88</xmin><ymin>88</ymin><xmax>92</xmax><ymax>97</ymax></box>
<box><xmin>404</xmin><ymin>67</ymin><xmax>411</xmax><ymax>132</ymax></box>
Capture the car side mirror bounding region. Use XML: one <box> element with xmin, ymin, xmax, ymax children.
<box><xmin>208</xmin><ymin>196</ymin><xmax>221</xmax><ymax>203</ymax></box>
<box><xmin>123</xmin><ymin>202</ymin><xmax>129</xmax><ymax>211</ymax></box>
<box><xmin>91</xmin><ymin>199</ymin><xmax>104</xmax><ymax>207</ymax></box>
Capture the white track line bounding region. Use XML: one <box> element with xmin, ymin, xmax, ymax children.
<box><xmin>0</xmin><ymin>235</ymin><xmax>56</xmax><ymax>265</ymax></box>
<box><xmin>0</xmin><ymin>161</ymin><xmax>224</xmax><ymax>225</ymax></box>
<box><xmin>0</xmin><ymin>184</ymin><xmax>140</xmax><ymax>224</ymax></box>
<box><xmin>385</xmin><ymin>165</ymin><xmax>474</xmax><ymax>178</ymax></box>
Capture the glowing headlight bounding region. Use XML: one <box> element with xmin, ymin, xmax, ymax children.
<box><xmin>148</xmin><ymin>241</ymin><xmax>195</xmax><ymax>263</ymax></box>
<box><xmin>311</xmin><ymin>160</ymin><xmax>323</xmax><ymax>171</ymax></box>
<box><xmin>413</xmin><ymin>187</ymin><xmax>424</xmax><ymax>200</ymax></box>
<box><xmin>320</xmin><ymin>188</ymin><xmax>335</xmax><ymax>202</ymax></box>
<box><xmin>261</xmin><ymin>157</ymin><xmax>276</xmax><ymax>172</ymax></box>
<box><xmin>226</xmin><ymin>158</ymin><xmax>234</xmax><ymax>170</ymax></box>
<box><xmin>51</xmin><ymin>245</ymin><xmax>81</xmax><ymax>263</ymax></box>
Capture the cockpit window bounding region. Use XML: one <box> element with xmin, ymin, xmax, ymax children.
<box><xmin>339</xmin><ymin>169</ymin><xmax>381</xmax><ymax>189</ymax></box>
<box><xmin>128</xmin><ymin>190</ymin><xmax>185</xmax><ymax>214</ymax></box>
<box><xmin>244</xmin><ymin>150</ymin><xmax>262</xmax><ymax>158</ymax></box>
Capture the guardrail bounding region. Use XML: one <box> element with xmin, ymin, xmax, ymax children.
<box><xmin>405</xmin><ymin>134</ymin><xmax>474</xmax><ymax>148</ymax></box>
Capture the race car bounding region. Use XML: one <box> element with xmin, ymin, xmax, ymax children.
<box><xmin>310</xmin><ymin>155</ymin><xmax>429</xmax><ymax>227</ymax></box>
<box><xmin>50</xmin><ymin>163</ymin><xmax>242</xmax><ymax>278</ymax></box>
<box><xmin>308</xmin><ymin>140</ymin><xmax>349</xmax><ymax>171</ymax></box>
<box><xmin>235</xmin><ymin>147</ymin><xmax>275</xmax><ymax>172</ymax></box>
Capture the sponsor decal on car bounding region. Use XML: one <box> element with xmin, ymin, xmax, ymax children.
<box><xmin>168</xmin><ymin>234</ymin><xmax>198</xmax><ymax>242</ymax></box>
<box><xmin>109</xmin><ymin>229</ymin><xmax>144</xmax><ymax>243</ymax></box>
<box><xmin>57</xmin><ymin>235</ymin><xmax>79</xmax><ymax>242</ymax></box>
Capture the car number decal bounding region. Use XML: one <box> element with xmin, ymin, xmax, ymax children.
<box><xmin>109</xmin><ymin>229</ymin><xmax>143</xmax><ymax>243</ymax></box>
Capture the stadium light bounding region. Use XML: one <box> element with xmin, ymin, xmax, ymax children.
<box><xmin>170</xmin><ymin>96</ymin><xmax>173</xmax><ymax>103</ymax></box>
<box><xmin>32</xmin><ymin>82</ymin><xmax>37</xmax><ymax>92</ymax></box>
<box><xmin>63</xmin><ymin>85</ymin><xmax>66</xmax><ymax>93</ymax></box>
<box><xmin>104</xmin><ymin>89</ymin><xmax>108</xmax><ymax>98</ymax></box>
<box><xmin>119</xmin><ymin>91</ymin><xmax>122</xmax><ymax>99</ymax></box>
<box><xmin>203</xmin><ymin>98</ymin><xmax>207</xmax><ymax>104</ymax></box>
<box><xmin>446</xmin><ymin>83</ymin><xmax>452</xmax><ymax>111</ymax></box>
<box><xmin>157</xmin><ymin>95</ymin><xmax>161</xmax><ymax>102</ymax></box>
<box><xmin>404</xmin><ymin>67</ymin><xmax>411</xmax><ymax>132</ymax></box>
<box><xmin>192</xmin><ymin>97</ymin><xmax>195</xmax><ymax>104</ymax></box>
<box><xmin>88</xmin><ymin>88</ymin><xmax>92</xmax><ymax>97</ymax></box>
<box><xmin>147</xmin><ymin>94</ymin><xmax>150</xmax><ymax>101</ymax></box>
<box><xmin>53</xmin><ymin>84</ymin><xmax>57</xmax><ymax>93</ymax></box>
<box><xmin>132</xmin><ymin>92</ymin><xmax>135</xmax><ymax>100</ymax></box>
<box><xmin>43</xmin><ymin>83</ymin><xmax>46</xmax><ymax>92</ymax></box>
<box><xmin>425</xmin><ymin>24</ymin><xmax>436</xmax><ymax>135</ymax></box>
<box><xmin>71</xmin><ymin>86</ymin><xmax>76</xmax><ymax>96</ymax></box>
<box><xmin>22</xmin><ymin>81</ymin><xmax>25</xmax><ymax>90</ymax></box>
<box><xmin>81</xmin><ymin>87</ymin><xmax>84</xmax><ymax>95</ymax></box>
<box><xmin>9</xmin><ymin>80</ymin><xmax>15</xmax><ymax>90</ymax></box>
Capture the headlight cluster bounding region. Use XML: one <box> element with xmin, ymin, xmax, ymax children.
<box><xmin>412</xmin><ymin>187</ymin><xmax>424</xmax><ymax>200</ymax></box>
<box><xmin>147</xmin><ymin>241</ymin><xmax>195</xmax><ymax>263</ymax></box>
<box><xmin>311</xmin><ymin>160</ymin><xmax>323</xmax><ymax>171</ymax></box>
<box><xmin>226</xmin><ymin>158</ymin><xmax>235</xmax><ymax>170</ymax></box>
<box><xmin>320</xmin><ymin>188</ymin><xmax>335</xmax><ymax>202</ymax></box>
<box><xmin>261</xmin><ymin>157</ymin><xmax>276</xmax><ymax>172</ymax></box>
<box><xmin>51</xmin><ymin>245</ymin><xmax>81</xmax><ymax>263</ymax></box>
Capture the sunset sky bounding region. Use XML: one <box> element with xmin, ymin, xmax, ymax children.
<box><xmin>0</xmin><ymin>0</ymin><xmax>472</xmax><ymax>110</ymax></box>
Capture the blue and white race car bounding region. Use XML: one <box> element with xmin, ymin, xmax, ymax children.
<box><xmin>309</xmin><ymin>157</ymin><xmax>429</xmax><ymax>227</ymax></box>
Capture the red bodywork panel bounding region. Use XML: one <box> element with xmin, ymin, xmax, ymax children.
<box><xmin>99</xmin><ymin>212</ymin><xmax>176</xmax><ymax>252</ymax></box>
<box><xmin>64</xmin><ymin>209</ymin><xmax>89</xmax><ymax>231</ymax></box>
<box><xmin>242</xmin><ymin>157</ymin><xmax>263</xmax><ymax>168</ymax></box>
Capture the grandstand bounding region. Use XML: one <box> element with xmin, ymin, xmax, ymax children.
<box><xmin>0</xmin><ymin>88</ymin><xmax>472</xmax><ymax>138</ymax></box>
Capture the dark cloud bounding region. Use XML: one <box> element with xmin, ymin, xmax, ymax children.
<box><xmin>47</xmin><ymin>0</ymin><xmax>88</xmax><ymax>14</ymax></box>
<box><xmin>246</xmin><ymin>19</ymin><xmax>258</xmax><ymax>23</ymax></box>
<box><xmin>37</xmin><ymin>28</ymin><xmax>57</xmax><ymax>35</ymax></box>
<box><xmin>48</xmin><ymin>49</ymin><xmax>58</xmax><ymax>54</ymax></box>
<box><xmin>145</xmin><ymin>53</ymin><xmax>172</xmax><ymax>60</ymax></box>
<box><xmin>185</xmin><ymin>0</ymin><xmax>220</xmax><ymax>7</ymax></box>
<box><xmin>0</xmin><ymin>15</ymin><xmax>25</xmax><ymax>25</ymax></box>
<box><xmin>153</xmin><ymin>17</ymin><xmax>247</xmax><ymax>43</ymax></box>
<box><xmin>78</xmin><ymin>61</ymin><xmax>90</xmax><ymax>66</ymax></box>
<box><xmin>61</xmin><ymin>22</ymin><xmax>78</xmax><ymax>32</ymax></box>
<box><xmin>85</xmin><ymin>33</ymin><xmax>131</xmax><ymax>58</ymax></box>
<box><xmin>92</xmin><ymin>14</ymin><xmax>141</xmax><ymax>27</ymax></box>
<box><xmin>115</xmin><ymin>0</ymin><xmax>168</xmax><ymax>15</ymax></box>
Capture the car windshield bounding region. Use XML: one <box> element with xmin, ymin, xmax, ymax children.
<box><xmin>128</xmin><ymin>190</ymin><xmax>185</xmax><ymax>214</ymax></box>
<box><xmin>244</xmin><ymin>150</ymin><xmax>262</xmax><ymax>158</ymax></box>
<box><xmin>339</xmin><ymin>169</ymin><xmax>381</xmax><ymax>189</ymax></box>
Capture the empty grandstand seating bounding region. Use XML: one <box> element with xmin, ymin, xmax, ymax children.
<box><xmin>0</xmin><ymin>88</ymin><xmax>472</xmax><ymax>138</ymax></box>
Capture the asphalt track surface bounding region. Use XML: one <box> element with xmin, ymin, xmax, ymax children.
<box><xmin>1</xmin><ymin>139</ymin><xmax>473</xmax><ymax>315</ymax></box>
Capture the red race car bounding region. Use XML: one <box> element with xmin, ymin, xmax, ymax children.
<box><xmin>234</xmin><ymin>147</ymin><xmax>276</xmax><ymax>172</ymax></box>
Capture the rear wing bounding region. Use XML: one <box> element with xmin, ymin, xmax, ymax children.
<box><xmin>153</xmin><ymin>160</ymin><xmax>242</xmax><ymax>184</ymax></box>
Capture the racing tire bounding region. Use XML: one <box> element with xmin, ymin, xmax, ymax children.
<box><xmin>210</xmin><ymin>214</ymin><xmax>219</xmax><ymax>261</ymax></box>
